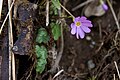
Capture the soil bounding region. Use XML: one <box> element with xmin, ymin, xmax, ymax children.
<box><xmin>58</xmin><ymin>0</ymin><xmax>120</xmax><ymax>80</ymax></box>
<box><xmin>0</xmin><ymin>0</ymin><xmax>120</xmax><ymax>80</ymax></box>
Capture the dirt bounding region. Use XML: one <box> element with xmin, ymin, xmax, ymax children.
<box><xmin>0</xmin><ymin>0</ymin><xmax>120</xmax><ymax>80</ymax></box>
<box><xmin>54</xmin><ymin>0</ymin><xmax>120</xmax><ymax>80</ymax></box>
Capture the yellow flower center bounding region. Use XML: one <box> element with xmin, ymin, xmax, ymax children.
<box><xmin>76</xmin><ymin>22</ymin><xmax>81</xmax><ymax>27</ymax></box>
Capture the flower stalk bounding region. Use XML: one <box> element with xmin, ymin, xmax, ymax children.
<box><xmin>60</xmin><ymin>3</ymin><xmax>75</xmax><ymax>19</ymax></box>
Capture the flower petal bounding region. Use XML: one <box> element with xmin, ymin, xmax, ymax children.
<box><xmin>71</xmin><ymin>23</ymin><xmax>75</xmax><ymax>28</ymax></box>
<box><xmin>102</xmin><ymin>3</ymin><xmax>108</xmax><ymax>11</ymax></box>
<box><xmin>77</xmin><ymin>27</ymin><xmax>85</xmax><ymax>39</ymax></box>
<box><xmin>71</xmin><ymin>26</ymin><xmax>76</xmax><ymax>35</ymax></box>
<box><xmin>82</xmin><ymin>22</ymin><xmax>93</xmax><ymax>27</ymax></box>
<box><xmin>80</xmin><ymin>16</ymin><xmax>87</xmax><ymax>20</ymax></box>
<box><xmin>81</xmin><ymin>20</ymin><xmax>92</xmax><ymax>23</ymax></box>
<box><xmin>76</xmin><ymin>30</ymin><xmax>79</xmax><ymax>39</ymax></box>
<box><xmin>71</xmin><ymin>16</ymin><xmax>93</xmax><ymax>39</ymax></box>
<box><xmin>74</xmin><ymin>17</ymin><xmax>81</xmax><ymax>22</ymax></box>
<box><xmin>81</xmin><ymin>26</ymin><xmax>91</xmax><ymax>33</ymax></box>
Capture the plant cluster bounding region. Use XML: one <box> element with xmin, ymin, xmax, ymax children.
<box><xmin>35</xmin><ymin>0</ymin><xmax>108</xmax><ymax>74</ymax></box>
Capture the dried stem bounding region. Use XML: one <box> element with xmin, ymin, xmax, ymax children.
<box><xmin>8</xmin><ymin>0</ymin><xmax>15</xmax><ymax>80</ymax></box>
<box><xmin>53</xmin><ymin>69</ymin><xmax>64</xmax><ymax>79</ymax></box>
<box><xmin>113</xmin><ymin>74</ymin><xmax>115</xmax><ymax>80</ymax></box>
<box><xmin>0</xmin><ymin>0</ymin><xmax>3</xmax><ymax>19</ymax></box>
<box><xmin>50</xmin><ymin>11</ymin><xmax>64</xmax><ymax>73</ymax></box>
<box><xmin>50</xmin><ymin>1</ymin><xmax>66</xmax><ymax>73</ymax></box>
<box><xmin>107</xmin><ymin>0</ymin><xmax>120</xmax><ymax>30</ymax></box>
<box><xmin>114</xmin><ymin>61</ymin><xmax>120</xmax><ymax>79</ymax></box>
<box><xmin>0</xmin><ymin>0</ymin><xmax>15</xmax><ymax>35</ymax></box>
<box><xmin>46</xmin><ymin>0</ymin><xmax>49</xmax><ymax>26</ymax></box>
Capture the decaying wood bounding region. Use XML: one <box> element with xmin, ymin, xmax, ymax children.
<box><xmin>12</xmin><ymin>1</ymin><xmax>38</xmax><ymax>55</ymax></box>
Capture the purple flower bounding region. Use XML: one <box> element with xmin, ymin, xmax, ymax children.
<box><xmin>102</xmin><ymin>3</ymin><xmax>108</xmax><ymax>11</ymax></box>
<box><xmin>71</xmin><ymin>16</ymin><xmax>93</xmax><ymax>39</ymax></box>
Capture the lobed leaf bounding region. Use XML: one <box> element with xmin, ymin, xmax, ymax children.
<box><xmin>51</xmin><ymin>0</ymin><xmax>60</xmax><ymax>10</ymax></box>
<box><xmin>50</xmin><ymin>4</ymin><xmax>58</xmax><ymax>15</ymax></box>
<box><xmin>36</xmin><ymin>28</ymin><xmax>49</xmax><ymax>44</ymax></box>
<box><xmin>36</xmin><ymin>58</ymin><xmax>47</xmax><ymax>73</ymax></box>
<box><xmin>35</xmin><ymin>45</ymin><xmax>47</xmax><ymax>73</ymax></box>
<box><xmin>51</xmin><ymin>22</ymin><xmax>61</xmax><ymax>40</ymax></box>
<box><xmin>35</xmin><ymin>45</ymin><xmax>47</xmax><ymax>58</ymax></box>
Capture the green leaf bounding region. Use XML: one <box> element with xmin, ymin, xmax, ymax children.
<box><xmin>36</xmin><ymin>64</ymin><xmax>46</xmax><ymax>73</ymax></box>
<box><xmin>51</xmin><ymin>22</ymin><xmax>61</xmax><ymax>40</ymax></box>
<box><xmin>50</xmin><ymin>4</ymin><xmax>58</xmax><ymax>15</ymax></box>
<box><xmin>36</xmin><ymin>28</ymin><xmax>49</xmax><ymax>44</ymax></box>
<box><xmin>51</xmin><ymin>0</ymin><xmax>60</xmax><ymax>10</ymax></box>
<box><xmin>36</xmin><ymin>58</ymin><xmax>47</xmax><ymax>73</ymax></box>
<box><xmin>35</xmin><ymin>45</ymin><xmax>47</xmax><ymax>59</ymax></box>
<box><xmin>35</xmin><ymin>45</ymin><xmax>47</xmax><ymax>73</ymax></box>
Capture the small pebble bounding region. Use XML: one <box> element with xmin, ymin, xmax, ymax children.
<box><xmin>12</xmin><ymin>46</ymin><xmax>18</xmax><ymax>51</ymax></box>
<box><xmin>87</xmin><ymin>60</ymin><xmax>95</xmax><ymax>70</ymax></box>
<box><xmin>91</xmin><ymin>41</ymin><xmax>96</xmax><ymax>45</ymax></box>
<box><xmin>86</xmin><ymin>36</ymin><xmax>91</xmax><ymax>41</ymax></box>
